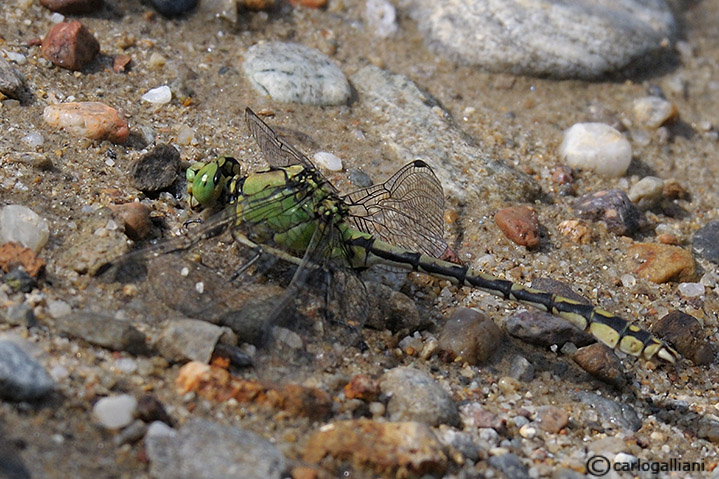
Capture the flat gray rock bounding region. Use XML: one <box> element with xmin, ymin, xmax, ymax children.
<box><xmin>397</xmin><ymin>0</ymin><xmax>677</xmax><ymax>79</ymax></box>
<box><xmin>351</xmin><ymin>65</ymin><xmax>540</xmax><ymax>207</ymax></box>
<box><xmin>0</xmin><ymin>339</ymin><xmax>53</xmax><ymax>401</ymax></box>
<box><xmin>243</xmin><ymin>42</ymin><xmax>350</xmax><ymax>106</ymax></box>
<box><xmin>146</xmin><ymin>418</ymin><xmax>286</xmax><ymax>479</ymax></box>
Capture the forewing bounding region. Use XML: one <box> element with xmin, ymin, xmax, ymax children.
<box><xmin>344</xmin><ymin>160</ymin><xmax>448</xmax><ymax>258</ymax></box>
<box><xmin>245</xmin><ymin>108</ymin><xmax>317</xmax><ymax>170</ymax></box>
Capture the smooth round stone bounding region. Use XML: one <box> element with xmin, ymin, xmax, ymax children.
<box><xmin>559</xmin><ymin>123</ymin><xmax>632</xmax><ymax>177</ymax></box>
<box><xmin>243</xmin><ymin>42</ymin><xmax>350</xmax><ymax>106</ymax></box>
<box><xmin>141</xmin><ymin>85</ymin><xmax>172</xmax><ymax>104</ymax></box>
<box><xmin>628</xmin><ymin>176</ymin><xmax>664</xmax><ymax>203</ymax></box>
<box><xmin>396</xmin><ymin>0</ymin><xmax>676</xmax><ymax>79</ymax></box>
<box><xmin>632</xmin><ymin>96</ymin><xmax>678</xmax><ymax>128</ymax></box>
<box><xmin>0</xmin><ymin>205</ymin><xmax>50</xmax><ymax>253</ymax></box>
<box><xmin>313</xmin><ymin>151</ymin><xmax>343</xmax><ymax>171</ymax></box>
<box><xmin>93</xmin><ymin>394</ymin><xmax>138</xmax><ymax>429</ymax></box>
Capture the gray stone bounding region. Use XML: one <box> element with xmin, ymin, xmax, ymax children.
<box><xmin>243</xmin><ymin>42</ymin><xmax>350</xmax><ymax>106</ymax></box>
<box><xmin>146</xmin><ymin>418</ymin><xmax>287</xmax><ymax>479</ymax></box>
<box><xmin>508</xmin><ymin>355</ymin><xmax>534</xmax><ymax>382</ymax></box>
<box><xmin>397</xmin><ymin>0</ymin><xmax>677</xmax><ymax>79</ymax></box>
<box><xmin>0</xmin><ymin>339</ymin><xmax>54</xmax><ymax>401</ymax></box>
<box><xmin>438</xmin><ymin>308</ymin><xmax>501</xmax><ymax>364</ymax></box>
<box><xmin>488</xmin><ymin>453</ymin><xmax>530</xmax><ymax>479</ymax></box>
<box><xmin>156</xmin><ymin>318</ymin><xmax>237</xmax><ymax>363</ymax></box>
<box><xmin>0</xmin><ymin>55</ymin><xmax>25</xmax><ymax>99</ymax></box>
<box><xmin>379</xmin><ymin>366</ymin><xmax>459</xmax><ymax>427</ymax></box>
<box><xmin>130</xmin><ymin>143</ymin><xmax>180</xmax><ymax>192</ymax></box>
<box><xmin>574</xmin><ymin>391</ymin><xmax>642</xmax><ymax>431</ymax></box>
<box><xmin>693</xmin><ymin>220</ymin><xmax>719</xmax><ymax>265</ymax></box>
<box><xmin>505</xmin><ymin>310</ymin><xmax>595</xmax><ymax>348</ymax></box>
<box><xmin>351</xmin><ymin>65</ymin><xmax>540</xmax><ymax>207</ymax></box>
<box><xmin>55</xmin><ymin>311</ymin><xmax>147</xmax><ymax>354</ymax></box>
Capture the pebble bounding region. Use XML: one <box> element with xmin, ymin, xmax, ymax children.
<box><xmin>41</xmin><ymin>21</ymin><xmax>99</xmax><ymax>71</ymax></box>
<box><xmin>312</xmin><ymin>151</ymin><xmax>343</xmax><ymax>171</ymax></box>
<box><xmin>494</xmin><ymin>205</ymin><xmax>540</xmax><ymax>248</ymax></box>
<box><xmin>0</xmin><ymin>205</ymin><xmax>50</xmax><ymax>253</ymax></box>
<box><xmin>0</xmin><ymin>242</ymin><xmax>46</xmax><ymax>278</ymax></box>
<box><xmin>508</xmin><ymin>355</ymin><xmax>534</xmax><ymax>382</ymax></box>
<box><xmin>396</xmin><ymin>0</ymin><xmax>676</xmax><ymax>79</ymax></box>
<box><xmin>468</xmin><ymin>406</ymin><xmax>506</xmax><ymax>432</ymax></box>
<box><xmin>348</xmin><ymin>168</ymin><xmax>373</xmax><ymax>188</ymax></box>
<box><xmin>559</xmin><ymin>123</ymin><xmax>632</xmax><ymax>177</ymax></box>
<box><xmin>364</xmin><ymin>0</ymin><xmax>398</xmax><ymax>38</ymax></box>
<box><xmin>0</xmin><ymin>339</ymin><xmax>54</xmax><ymax>401</ymax></box>
<box><xmin>47</xmin><ymin>299</ymin><xmax>71</xmax><ymax>318</ymax></box>
<box><xmin>573</xmin><ymin>190</ymin><xmax>642</xmax><ymax>236</ymax></box>
<box><xmin>130</xmin><ymin>143</ymin><xmax>180</xmax><ymax>192</ymax></box>
<box><xmin>557</xmin><ymin>219</ymin><xmax>593</xmax><ymax>244</ymax></box>
<box><xmin>344</xmin><ymin>374</ymin><xmax>379</xmax><ymax>402</ymax></box>
<box><xmin>351</xmin><ymin>65</ymin><xmax>540</xmax><ymax>204</ymax></box>
<box><xmin>6</xmin><ymin>151</ymin><xmax>53</xmax><ymax>169</ymax></box>
<box><xmin>39</xmin><ymin>0</ymin><xmax>103</xmax><ymax>14</ymax></box>
<box><xmin>146</xmin><ymin>418</ymin><xmax>286</xmax><ymax>479</ymax></box>
<box><xmin>573</xmin><ymin>391</ymin><xmax>642</xmax><ymax>431</ymax></box>
<box><xmin>678</xmin><ymin>281</ymin><xmax>705</xmax><ymax>298</ymax></box>
<box><xmin>626</xmin><ymin>242</ymin><xmax>697</xmax><ymax>283</ymax></box>
<box><xmin>531</xmin><ymin>278</ymin><xmax>591</xmax><ymax>304</ymax></box>
<box><xmin>155</xmin><ymin>318</ymin><xmax>237</xmax><ymax>364</ymax></box>
<box><xmin>692</xmin><ymin>220</ymin><xmax>719</xmax><ymax>264</ymax></box>
<box><xmin>289</xmin><ymin>0</ymin><xmax>326</xmax><ymax>7</ymax></box>
<box><xmin>150</xmin><ymin>0</ymin><xmax>197</xmax><ymax>16</ymax></box>
<box><xmin>43</xmin><ymin>101</ymin><xmax>130</xmax><ymax>144</ymax></box>
<box><xmin>54</xmin><ymin>311</ymin><xmax>147</xmax><ymax>354</ymax></box>
<box><xmin>0</xmin><ymin>303</ymin><xmax>36</xmax><ymax>327</ymax></box>
<box><xmin>243</xmin><ymin>42</ymin><xmax>351</xmax><ymax>106</ymax></box>
<box><xmin>379</xmin><ymin>366</ymin><xmax>460</xmax><ymax>426</ymax></box>
<box><xmin>113</xmin><ymin>53</ymin><xmax>132</xmax><ymax>73</ymax></box>
<box><xmin>487</xmin><ymin>453</ymin><xmax>530</xmax><ymax>479</ymax></box>
<box><xmin>0</xmin><ymin>55</ymin><xmax>25</xmax><ymax>99</ymax></box>
<box><xmin>628</xmin><ymin>176</ymin><xmax>664</xmax><ymax>203</ymax></box>
<box><xmin>108</xmin><ymin>203</ymin><xmax>151</xmax><ymax>240</ymax></box>
<box><xmin>505</xmin><ymin>310</ymin><xmax>595</xmax><ymax>349</ymax></box>
<box><xmin>304</xmin><ymin>419</ymin><xmax>447</xmax><ymax>477</ymax></box>
<box><xmin>535</xmin><ymin>406</ymin><xmax>569</xmax><ymax>434</ymax></box>
<box><xmin>651</xmin><ymin>310</ymin><xmax>713</xmax><ymax>365</ymax></box>
<box><xmin>572</xmin><ymin>343</ymin><xmax>627</xmax><ymax>387</ymax></box>
<box><xmin>632</xmin><ymin>96</ymin><xmax>678</xmax><ymax>128</ymax></box>
<box><xmin>437</xmin><ymin>308</ymin><xmax>501</xmax><ymax>364</ymax></box>
<box><xmin>364</xmin><ymin>281</ymin><xmax>422</xmax><ymax>332</ymax></box>
<box><xmin>141</xmin><ymin>85</ymin><xmax>172</xmax><ymax>105</ymax></box>
<box><xmin>136</xmin><ymin>394</ymin><xmax>174</xmax><ymax>426</ymax></box>
<box><xmin>113</xmin><ymin>419</ymin><xmax>147</xmax><ymax>446</ymax></box>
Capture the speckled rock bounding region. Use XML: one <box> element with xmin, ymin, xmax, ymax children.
<box><xmin>0</xmin><ymin>339</ymin><xmax>54</xmax><ymax>401</ymax></box>
<box><xmin>626</xmin><ymin>242</ymin><xmax>697</xmax><ymax>283</ymax></box>
<box><xmin>437</xmin><ymin>308</ymin><xmax>501</xmax><ymax>364</ymax></box>
<box><xmin>55</xmin><ymin>311</ymin><xmax>147</xmax><ymax>354</ymax></box>
<box><xmin>41</xmin><ymin>21</ymin><xmax>100</xmax><ymax>71</ymax></box>
<box><xmin>692</xmin><ymin>220</ymin><xmax>719</xmax><ymax>265</ymax></box>
<box><xmin>0</xmin><ymin>55</ymin><xmax>24</xmax><ymax>99</ymax></box>
<box><xmin>508</xmin><ymin>355</ymin><xmax>534</xmax><ymax>382</ymax></box>
<box><xmin>574</xmin><ymin>190</ymin><xmax>643</xmax><ymax>235</ymax></box>
<box><xmin>351</xmin><ymin>65</ymin><xmax>540</xmax><ymax>205</ymax></box>
<box><xmin>304</xmin><ymin>419</ymin><xmax>447</xmax><ymax>478</ymax></box>
<box><xmin>146</xmin><ymin>418</ymin><xmax>287</xmax><ymax>479</ymax></box>
<box><xmin>574</xmin><ymin>391</ymin><xmax>642</xmax><ymax>431</ymax></box>
<box><xmin>633</xmin><ymin>96</ymin><xmax>678</xmax><ymax>128</ymax></box>
<box><xmin>572</xmin><ymin>343</ymin><xmax>627</xmax><ymax>387</ymax></box>
<box><xmin>243</xmin><ymin>42</ymin><xmax>350</xmax><ymax>106</ymax></box>
<box><xmin>494</xmin><ymin>206</ymin><xmax>540</xmax><ymax>247</ymax></box>
<box><xmin>559</xmin><ymin>123</ymin><xmax>632</xmax><ymax>177</ymax></box>
<box><xmin>651</xmin><ymin>310</ymin><xmax>713</xmax><ymax>365</ymax></box>
<box><xmin>379</xmin><ymin>367</ymin><xmax>460</xmax><ymax>426</ymax></box>
<box><xmin>0</xmin><ymin>242</ymin><xmax>45</xmax><ymax>278</ymax></box>
<box><xmin>536</xmin><ymin>406</ymin><xmax>569</xmax><ymax>434</ymax></box>
<box><xmin>396</xmin><ymin>0</ymin><xmax>676</xmax><ymax>79</ymax></box>
<box><xmin>130</xmin><ymin>143</ymin><xmax>180</xmax><ymax>192</ymax></box>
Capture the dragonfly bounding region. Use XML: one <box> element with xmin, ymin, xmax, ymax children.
<box><xmin>108</xmin><ymin>108</ymin><xmax>678</xmax><ymax>379</ymax></box>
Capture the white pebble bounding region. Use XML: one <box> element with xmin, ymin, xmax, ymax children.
<box><xmin>369</xmin><ymin>401</ymin><xmax>385</xmax><ymax>417</ymax></box>
<box><xmin>93</xmin><ymin>394</ymin><xmax>138</xmax><ymax>429</ymax></box>
<box><xmin>146</xmin><ymin>420</ymin><xmax>176</xmax><ymax>439</ymax></box>
<box><xmin>628</xmin><ymin>176</ymin><xmax>664</xmax><ymax>203</ymax></box>
<box><xmin>559</xmin><ymin>123</ymin><xmax>632</xmax><ymax>177</ymax></box>
<box><xmin>519</xmin><ymin>424</ymin><xmax>537</xmax><ymax>439</ymax></box>
<box><xmin>633</xmin><ymin>96</ymin><xmax>678</xmax><ymax>128</ymax></box>
<box><xmin>620</xmin><ymin>274</ymin><xmax>636</xmax><ymax>288</ymax></box>
<box><xmin>313</xmin><ymin>151</ymin><xmax>343</xmax><ymax>171</ymax></box>
<box><xmin>678</xmin><ymin>282</ymin><xmax>705</xmax><ymax>298</ymax></box>
<box><xmin>0</xmin><ymin>204</ymin><xmax>50</xmax><ymax>253</ymax></box>
<box><xmin>47</xmin><ymin>299</ymin><xmax>71</xmax><ymax>318</ymax></box>
<box><xmin>114</xmin><ymin>358</ymin><xmax>138</xmax><ymax>374</ymax></box>
<box><xmin>22</xmin><ymin>131</ymin><xmax>44</xmax><ymax>148</ymax></box>
<box><xmin>365</xmin><ymin>0</ymin><xmax>398</xmax><ymax>38</ymax></box>
<box><xmin>141</xmin><ymin>86</ymin><xmax>172</xmax><ymax>104</ymax></box>
<box><xmin>3</xmin><ymin>50</ymin><xmax>27</xmax><ymax>65</ymax></box>
<box><xmin>176</xmin><ymin>124</ymin><xmax>196</xmax><ymax>146</ymax></box>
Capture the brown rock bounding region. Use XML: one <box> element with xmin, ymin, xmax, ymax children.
<box><xmin>536</xmin><ymin>406</ymin><xmax>569</xmax><ymax>433</ymax></box>
<box><xmin>240</xmin><ymin>0</ymin><xmax>276</xmax><ymax>9</ymax></box>
<box><xmin>42</xmin><ymin>21</ymin><xmax>100</xmax><ymax>71</ymax></box>
<box><xmin>558</xmin><ymin>219</ymin><xmax>593</xmax><ymax>244</ymax></box>
<box><xmin>113</xmin><ymin>53</ymin><xmax>132</xmax><ymax>73</ymax></box>
<box><xmin>39</xmin><ymin>0</ymin><xmax>103</xmax><ymax>14</ymax></box>
<box><xmin>626</xmin><ymin>243</ymin><xmax>697</xmax><ymax>283</ymax></box>
<box><xmin>43</xmin><ymin>102</ymin><xmax>129</xmax><ymax>144</ymax></box>
<box><xmin>652</xmin><ymin>310</ymin><xmax>714</xmax><ymax>365</ymax></box>
<box><xmin>438</xmin><ymin>308</ymin><xmax>502</xmax><ymax>364</ymax></box>
<box><xmin>494</xmin><ymin>205</ymin><xmax>540</xmax><ymax>247</ymax></box>
<box><xmin>109</xmin><ymin>203</ymin><xmax>151</xmax><ymax>240</ymax></box>
<box><xmin>289</xmin><ymin>0</ymin><xmax>327</xmax><ymax>7</ymax></box>
<box><xmin>344</xmin><ymin>374</ymin><xmax>379</xmax><ymax>401</ymax></box>
<box><xmin>573</xmin><ymin>343</ymin><xmax>627</xmax><ymax>387</ymax></box>
<box><xmin>304</xmin><ymin>419</ymin><xmax>448</xmax><ymax>477</ymax></box>
<box><xmin>0</xmin><ymin>242</ymin><xmax>45</xmax><ymax>277</ymax></box>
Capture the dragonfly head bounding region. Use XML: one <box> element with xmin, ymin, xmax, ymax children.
<box><xmin>186</xmin><ymin>156</ymin><xmax>241</xmax><ymax>209</ymax></box>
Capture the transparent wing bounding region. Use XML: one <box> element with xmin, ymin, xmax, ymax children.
<box><xmin>344</xmin><ymin>160</ymin><xmax>448</xmax><ymax>258</ymax></box>
<box><xmin>245</xmin><ymin>108</ymin><xmax>318</xmax><ymax>171</ymax></box>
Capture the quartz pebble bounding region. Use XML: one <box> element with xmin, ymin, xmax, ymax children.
<box><xmin>559</xmin><ymin>123</ymin><xmax>632</xmax><ymax>177</ymax></box>
<box><xmin>365</xmin><ymin>0</ymin><xmax>398</xmax><ymax>38</ymax></box>
<box><xmin>43</xmin><ymin>102</ymin><xmax>130</xmax><ymax>144</ymax></box>
<box><xmin>438</xmin><ymin>308</ymin><xmax>501</xmax><ymax>364</ymax></box>
<box><xmin>0</xmin><ymin>205</ymin><xmax>50</xmax><ymax>253</ymax></box>
<box><xmin>626</xmin><ymin>242</ymin><xmax>697</xmax><ymax>283</ymax></box>
<box><xmin>494</xmin><ymin>205</ymin><xmax>540</xmax><ymax>247</ymax></box>
<box><xmin>628</xmin><ymin>176</ymin><xmax>664</xmax><ymax>203</ymax></box>
<box><xmin>93</xmin><ymin>394</ymin><xmax>138</xmax><ymax>429</ymax></box>
<box><xmin>379</xmin><ymin>367</ymin><xmax>460</xmax><ymax>426</ymax></box>
<box><xmin>632</xmin><ymin>96</ymin><xmax>678</xmax><ymax>128</ymax></box>
<box><xmin>692</xmin><ymin>220</ymin><xmax>719</xmax><ymax>265</ymax></box>
<box><xmin>0</xmin><ymin>339</ymin><xmax>54</xmax><ymax>401</ymax></box>
<box><xmin>41</xmin><ymin>21</ymin><xmax>99</xmax><ymax>71</ymax></box>
<box><xmin>243</xmin><ymin>42</ymin><xmax>350</xmax><ymax>106</ymax></box>
<box><xmin>678</xmin><ymin>282</ymin><xmax>704</xmax><ymax>298</ymax></box>
<box><xmin>313</xmin><ymin>151</ymin><xmax>343</xmax><ymax>171</ymax></box>
<box><xmin>141</xmin><ymin>85</ymin><xmax>172</xmax><ymax>104</ymax></box>
<box><xmin>574</xmin><ymin>190</ymin><xmax>642</xmax><ymax>236</ymax></box>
